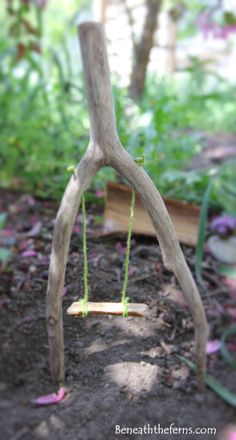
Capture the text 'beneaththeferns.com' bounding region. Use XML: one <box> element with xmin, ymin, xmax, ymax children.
<box><xmin>114</xmin><ymin>423</ymin><xmax>217</xmax><ymax>436</ymax></box>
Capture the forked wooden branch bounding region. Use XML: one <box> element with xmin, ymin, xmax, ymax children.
<box><xmin>46</xmin><ymin>22</ymin><xmax>208</xmax><ymax>390</ymax></box>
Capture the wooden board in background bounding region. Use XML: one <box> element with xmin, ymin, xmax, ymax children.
<box><xmin>101</xmin><ymin>182</ymin><xmax>200</xmax><ymax>246</ymax></box>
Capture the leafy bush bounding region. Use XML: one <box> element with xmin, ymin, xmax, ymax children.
<box><xmin>0</xmin><ymin>31</ymin><xmax>235</xmax><ymax>211</ymax></box>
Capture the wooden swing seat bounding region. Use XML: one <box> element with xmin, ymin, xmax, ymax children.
<box><xmin>67</xmin><ymin>301</ymin><xmax>149</xmax><ymax>317</ymax></box>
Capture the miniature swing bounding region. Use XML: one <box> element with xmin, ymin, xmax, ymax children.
<box><xmin>46</xmin><ymin>22</ymin><xmax>208</xmax><ymax>390</ymax></box>
<box><xmin>67</xmin><ymin>187</ymin><xmax>149</xmax><ymax>318</ymax></box>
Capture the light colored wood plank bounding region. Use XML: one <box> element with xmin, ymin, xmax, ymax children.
<box><xmin>67</xmin><ymin>301</ymin><xmax>149</xmax><ymax>317</ymax></box>
<box><xmin>101</xmin><ymin>182</ymin><xmax>200</xmax><ymax>246</ymax></box>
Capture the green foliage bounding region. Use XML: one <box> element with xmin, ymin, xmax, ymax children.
<box><xmin>221</xmin><ymin>325</ymin><xmax>236</xmax><ymax>369</ymax></box>
<box><xmin>0</xmin><ymin>18</ymin><xmax>235</xmax><ymax>212</ymax></box>
<box><xmin>179</xmin><ymin>355</ymin><xmax>236</xmax><ymax>407</ymax></box>
<box><xmin>0</xmin><ymin>212</ymin><xmax>12</xmax><ymax>263</ymax></box>
<box><xmin>195</xmin><ymin>180</ymin><xmax>213</xmax><ymax>283</ymax></box>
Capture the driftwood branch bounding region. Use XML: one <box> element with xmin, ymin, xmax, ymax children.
<box><xmin>46</xmin><ymin>21</ymin><xmax>208</xmax><ymax>390</ymax></box>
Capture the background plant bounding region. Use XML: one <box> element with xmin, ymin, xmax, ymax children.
<box><xmin>0</xmin><ymin>0</ymin><xmax>235</xmax><ymax>212</ymax></box>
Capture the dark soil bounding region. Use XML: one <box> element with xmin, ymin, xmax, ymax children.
<box><xmin>0</xmin><ymin>189</ymin><xmax>235</xmax><ymax>440</ymax></box>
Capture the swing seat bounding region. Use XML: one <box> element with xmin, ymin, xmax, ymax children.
<box><xmin>67</xmin><ymin>301</ymin><xmax>149</xmax><ymax>317</ymax></box>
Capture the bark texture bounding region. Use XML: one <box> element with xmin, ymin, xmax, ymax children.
<box><xmin>46</xmin><ymin>21</ymin><xmax>208</xmax><ymax>390</ymax></box>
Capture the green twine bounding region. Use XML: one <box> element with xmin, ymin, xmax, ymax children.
<box><xmin>121</xmin><ymin>188</ymin><xmax>136</xmax><ymax>317</ymax></box>
<box><xmin>80</xmin><ymin>193</ymin><xmax>89</xmax><ymax>317</ymax></box>
<box><xmin>79</xmin><ymin>156</ymin><xmax>143</xmax><ymax>319</ymax></box>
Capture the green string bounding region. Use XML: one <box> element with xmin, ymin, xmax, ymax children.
<box><xmin>78</xmin><ymin>156</ymin><xmax>143</xmax><ymax>319</ymax></box>
<box><xmin>121</xmin><ymin>188</ymin><xmax>136</xmax><ymax>317</ymax></box>
<box><xmin>79</xmin><ymin>193</ymin><xmax>89</xmax><ymax>317</ymax></box>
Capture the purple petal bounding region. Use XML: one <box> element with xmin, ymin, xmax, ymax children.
<box><xmin>26</xmin><ymin>221</ymin><xmax>42</xmax><ymax>237</ymax></box>
<box><xmin>210</xmin><ymin>215</ymin><xmax>236</xmax><ymax>235</ymax></box>
<box><xmin>228</xmin><ymin>429</ymin><xmax>236</xmax><ymax>440</ymax></box>
<box><xmin>95</xmin><ymin>190</ymin><xmax>105</xmax><ymax>198</ymax></box>
<box><xmin>21</xmin><ymin>250</ymin><xmax>37</xmax><ymax>257</ymax></box>
<box><xmin>206</xmin><ymin>340</ymin><xmax>221</xmax><ymax>354</ymax></box>
<box><xmin>32</xmin><ymin>387</ymin><xmax>66</xmax><ymax>406</ymax></box>
<box><xmin>19</xmin><ymin>240</ymin><xmax>32</xmax><ymax>251</ymax></box>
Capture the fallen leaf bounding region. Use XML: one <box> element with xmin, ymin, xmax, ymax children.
<box><xmin>160</xmin><ymin>340</ymin><xmax>174</xmax><ymax>354</ymax></box>
<box><xmin>162</xmin><ymin>283</ymin><xmax>187</xmax><ymax>307</ymax></box>
<box><xmin>206</xmin><ymin>340</ymin><xmax>221</xmax><ymax>354</ymax></box>
<box><xmin>32</xmin><ymin>387</ymin><xmax>66</xmax><ymax>406</ymax></box>
<box><xmin>26</xmin><ymin>221</ymin><xmax>42</xmax><ymax>237</ymax></box>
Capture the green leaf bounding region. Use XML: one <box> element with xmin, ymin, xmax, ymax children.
<box><xmin>0</xmin><ymin>248</ymin><xmax>12</xmax><ymax>263</ymax></box>
<box><xmin>66</xmin><ymin>164</ymin><xmax>76</xmax><ymax>173</ymax></box>
<box><xmin>178</xmin><ymin>355</ymin><xmax>236</xmax><ymax>407</ymax></box>
<box><xmin>218</xmin><ymin>265</ymin><xmax>236</xmax><ymax>278</ymax></box>
<box><xmin>0</xmin><ymin>213</ymin><xmax>7</xmax><ymax>230</ymax></box>
<box><xmin>94</xmin><ymin>215</ymin><xmax>103</xmax><ymax>224</ymax></box>
<box><xmin>220</xmin><ymin>325</ymin><xmax>236</xmax><ymax>369</ymax></box>
<box><xmin>224</xmin><ymin>11</ymin><xmax>236</xmax><ymax>26</ymax></box>
<box><xmin>195</xmin><ymin>181</ymin><xmax>213</xmax><ymax>283</ymax></box>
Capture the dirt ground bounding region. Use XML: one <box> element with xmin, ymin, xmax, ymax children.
<box><xmin>0</xmin><ymin>189</ymin><xmax>236</xmax><ymax>440</ymax></box>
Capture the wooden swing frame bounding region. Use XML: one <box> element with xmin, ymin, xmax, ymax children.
<box><xmin>46</xmin><ymin>21</ymin><xmax>208</xmax><ymax>390</ymax></box>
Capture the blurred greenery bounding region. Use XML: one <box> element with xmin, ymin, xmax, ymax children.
<box><xmin>0</xmin><ymin>0</ymin><xmax>236</xmax><ymax>214</ymax></box>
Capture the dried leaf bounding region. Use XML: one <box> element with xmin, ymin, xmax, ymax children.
<box><xmin>162</xmin><ymin>283</ymin><xmax>187</xmax><ymax>307</ymax></box>
<box><xmin>26</xmin><ymin>221</ymin><xmax>42</xmax><ymax>237</ymax></box>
